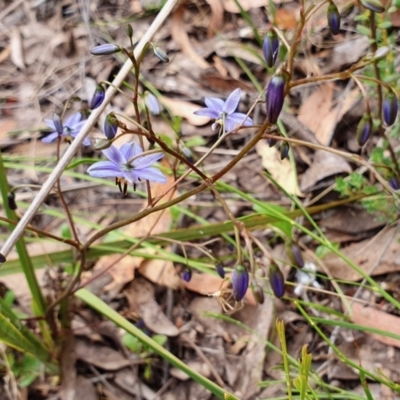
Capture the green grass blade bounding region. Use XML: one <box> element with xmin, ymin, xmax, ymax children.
<box><xmin>0</xmin><ymin>297</ymin><xmax>57</xmax><ymax>371</ymax></box>
<box><xmin>0</xmin><ymin>151</ymin><xmax>47</xmax><ymax>316</ymax></box>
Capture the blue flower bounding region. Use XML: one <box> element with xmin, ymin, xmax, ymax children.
<box><xmin>42</xmin><ymin>112</ymin><xmax>90</xmax><ymax>146</ymax></box>
<box><xmin>194</xmin><ymin>88</ymin><xmax>253</xmax><ymax>133</ymax></box>
<box><xmin>87</xmin><ymin>142</ymin><xmax>167</xmax><ymax>192</ymax></box>
<box><xmin>89</xmin><ymin>84</ymin><xmax>105</xmax><ymax>110</ymax></box>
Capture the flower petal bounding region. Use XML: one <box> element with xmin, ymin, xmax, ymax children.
<box><xmin>132</xmin><ymin>152</ymin><xmax>164</xmax><ymax>169</ymax></box>
<box><xmin>120</xmin><ymin>142</ymin><xmax>142</xmax><ymax>162</ymax></box>
<box><xmin>223</xmin><ymin>88</ymin><xmax>241</xmax><ymax>115</ymax></box>
<box><xmin>87</xmin><ymin>161</ymin><xmax>121</xmax><ymax>178</ymax></box>
<box><xmin>69</xmin><ymin>120</ymin><xmax>86</xmax><ymax>135</ymax></box>
<box><xmin>41</xmin><ymin>132</ymin><xmax>59</xmax><ymax>144</ymax></box>
<box><xmin>64</xmin><ymin>113</ymin><xmax>82</xmax><ymax>129</ymax></box>
<box><xmin>229</xmin><ymin>112</ymin><xmax>254</xmax><ymax>127</ymax></box>
<box><xmin>204</xmin><ymin>97</ymin><xmax>224</xmax><ymax>112</ymax></box>
<box><xmin>224</xmin><ymin>118</ymin><xmax>235</xmax><ymax>132</ymax></box>
<box><xmin>135</xmin><ymin>167</ymin><xmax>167</xmax><ymax>183</ymax></box>
<box><xmin>82</xmin><ymin>137</ymin><xmax>91</xmax><ymax>146</ymax></box>
<box><xmin>101</xmin><ymin>145</ymin><xmax>125</xmax><ymax>165</ymax></box>
<box><xmin>123</xmin><ymin>171</ymin><xmax>138</xmax><ymax>184</ymax></box>
<box><xmin>44</xmin><ymin>119</ymin><xmax>56</xmax><ymax>131</ymax></box>
<box><xmin>194</xmin><ymin>108</ymin><xmax>220</xmax><ymax>119</ymax></box>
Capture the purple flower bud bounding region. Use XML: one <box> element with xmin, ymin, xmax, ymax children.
<box><xmin>104</xmin><ymin>113</ymin><xmax>119</xmax><ymax>140</ymax></box>
<box><xmin>153</xmin><ymin>46</ymin><xmax>169</xmax><ymax>63</ymax></box>
<box><xmin>7</xmin><ymin>192</ymin><xmax>17</xmax><ymax>210</ymax></box>
<box><xmin>263</xmin><ymin>29</ymin><xmax>279</xmax><ymax>68</ymax></box>
<box><xmin>91</xmin><ymin>44</ymin><xmax>121</xmax><ymax>56</ymax></box>
<box><xmin>356</xmin><ymin>114</ymin><xmax>373</xmax><ymax>147</ymax></box>
<box><xmin>89</xmin><ymin>84</ymin><xmax>105</xmax><ymax>110</ymax></box>
<box><xmin>360</xmin><ymin>0</ymin><xmax>385</xmax><ymax>13</ymax></box>
<box><xmin>269</xmin><ymin>263</ymin><xmax>285</xmax><ymax>298</ymax></box>
<box><xmin>292</xmin><ymin>245</ymin><xmax>304</xmax><ymax>268</ymax></box>
<box><xmin>135</xmin><ymin>319</ymin><xmax>146</xmax><ymax>330</ymax></box>
<box><xmin>53</xmin><ymin>113</ymin><xmax>63</xmax><ymax>136</ymax></box>
<box><xmin>144</xmin><ymin>92</ymin><xmax>161</xmax><ymax>115</ymax></box>
<box><xmin>232</xmin><ymin>265</ymin><xmax>249</xmax><ymax>301</ymax></box>
<box><xmin>0</xmin><ymin>254</ymin><xmax>5</xmax><ymax>263</ymax></box>
<box><xmin>280</xmin><ymin>141</ymin><xmax>290</xmax><ymax>160</ymax></box>
<box><xmin>267</xmin><ymin>137</ymin><xmax>278</xmax><ymax>147</ymax></box>
<box><xmin>327</xmin><ymin>3</ymin><xmax>341</xmax><ymax>35</ymax></box>
<box><xmin>383</xmin><ymin>92</ymin><xmax>398</xmax><ymax>126</ymax></box>
<box><xmin>252</xmin><ymin>284</ymin><xmax>265</xmax><ymax>304</ymax></box>
<box><xmin>182</xmin><ymin>268</ymin><xmax>192</xmax><ymax>282</ymax></box>
<box><xmin>389</xmin><ymin>176</ymin><xmax>400</xmax><ymax>190</ymax></box>
<box><xmin>216</xmin><ymin>264</ymin><xmax>225</xmax><ymax>279</ymax></box>
<box><xmin>266</xmin><ymin>73</ymin><xmax>286</xmax><ymax>124</ymax></box>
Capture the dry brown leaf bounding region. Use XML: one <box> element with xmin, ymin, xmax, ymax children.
<box><xmin>114</xmin><ymin>369</ymin><xmax>157</xmax><ymax>400</ymax></box>
<box><xmin>222</xmin><ymin>0</ymin><xmax>267</xmax><ymax>13</ymax></box>
<box><xmin>322</xmin><ymin>227</ymin><xmax>400</xmax><ymax>281</ymax></box>
<box><xmin>171</xmin><ymin>5</ymin><xmax>210</xmax><ymax>69</ymax></box>
<box><xmin>275</xmin><ymin>6</ymin><xmax>299</xmax><ymax>30</ymax></box>
<box><xmin>323</xmin><ymin>36</ymin><xmax>368</xmax><ymax>73</ymax></box>
<box><xmin>124</xmin><ymin>278</ymin><xmax>179</xmax><ymax>336</ymax></box>
<box><xmin>0</xmin><ymin>118</ymin><xmax>17</xmax><ymax>143</ymax></box>
<box><xmin>351</xmin><ymin>303</ymin><xmax>400</xmax><ymax>348</ymax></box>
<box><xmin>319</xmin><ymin>206</ymin><xmax>384</xmax><ymax>235</ymax></box>
<box><xmin>256</xmin><ymin>140</ymin><xmax>302</xmax><ymax>196</ymax></box>
<box><xmin>299</xmin><ymin>86</ymin><xmax>359</xmax><ymax>145</ymax></box>
<box><xmin>138</xmin><ymin>257</ymin><xmax>180</xmax><ymax>289</ymax></box>
<box><xmin>128</xmin><ymin>177</ymin><xmax>179</xmax><ymax>288</ymax></box>
<box><xmin>171</xmin><ymin>361</ymin><xmax>211</xmax><ymax>380</ymax></box>
<box><xmin>183</xmin><ymin>273</ymin><xmax>257</xmax><ymax>306</ymax></box>
<box><xmin>160</xmin><ymin>96</ymin><xmax>211</xmax><ymax>126</ymax></box>
<box><xmin>130</xmin><ymin>0</ymin><xmax>143</xmax><ymax>13</ymax></box>
<box><xmin>215</xmin><ymin>40</ymin><xmax>264</xmax><ymax>65</ymax></box>
<box><xmin>205</xmin><ymin>0</ymin><xmax>224</xmax><ymax>38</ymax></box>
<box><xmin>212</xmin><ymin>56</ymin><xmax>229</xmax><ymax>77</ymax></box>
<box><xmin>0</xmin><ymin>46</ymin><xmax>11</xmax><ymax>64</ymax></box>
<box><xmin>75</xmin><ymin>339</ymin><xmax>131</xmax><ymax>370</ymax></box>
<box><xmin>319</xmin><ymin>88</ymin><xmax>360</xmax><ymax>145</ymax></box>
<box><xmin>10</xmin><ymin>27</ymin><xmax>25</xmax><ymax>69</ymax></box>
<box><xmin>96</xmin><ymin>174</ymin><xmax>179</xmax><ymax>290</ymax></box>
<box><xmin>298</xmin><ymin>84</ymin><xmax>333</xmax><ymax>144</ymax></box>
<box><xmin>99</xmin><ymin>254</ymin><xmax>138</xmax><ymax>294</ymax></box>
<box><xmin>300</xmin><ymin>150</ymin><xmax>351</xmax><ymax>192</ymax></box>
<box><xmin>200</xmin><ymin>72</ymin><xmax>255</xmax><ymax>93</ymax></box>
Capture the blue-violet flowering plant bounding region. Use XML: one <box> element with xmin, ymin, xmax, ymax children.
<box><xmin>194</xmin><ymin>88</ymin><xmax>253</xmax><ymax>133</ymax></box>
<box><xmin>42</xmin><ymin>112</ymin><xmax>90</xmax><ymax>146</ymax></box>
<box><xmin>88</xmin><ymin>142</ymin><xmax>167</xmax><ymax>194</ymax></box>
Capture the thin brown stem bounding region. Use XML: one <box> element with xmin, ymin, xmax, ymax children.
<box><xmin>56</xmin><ymin>137</ymin><xmax>80</xmax><ymax>244</ymax></box>
<box><xmin>82</xmin><ymin>120</ymin><xmax>271</xmax><ymax>252</ymax></box>
<box><xmin>0</xmin><ymin>216</ymin><xmax>79</xmax><ymax>248</ymax></box>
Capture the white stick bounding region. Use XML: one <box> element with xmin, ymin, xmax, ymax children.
<box><xmin>0</xmin><ymin>0</ymin><xmax>178</xmax><ymax>262</ymax></box>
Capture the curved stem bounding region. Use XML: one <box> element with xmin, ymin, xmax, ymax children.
<box><xmin>82</xmin><ymin>120</ymin><xmax>271</xmax><ymax>251</ymax></box>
